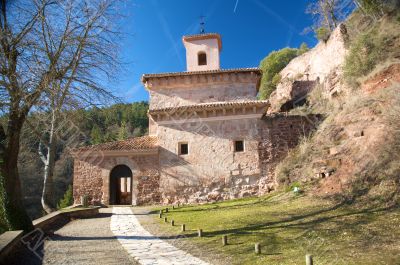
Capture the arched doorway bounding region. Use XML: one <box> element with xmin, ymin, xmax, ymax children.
<box><xmin>109</xmin><ymin>165</ymin><xmax>133</xmax><ymax>205</ymax></box>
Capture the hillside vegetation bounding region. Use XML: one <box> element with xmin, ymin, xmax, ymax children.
<box><xmin>258</xmin><ymin>44</ymin><xmax>309</xmax><ymax>99</ymax></box>
<box><xmin>276</xmin><ymin>12</ymin><xmax>400</xmax><ymax>204</ymax></box>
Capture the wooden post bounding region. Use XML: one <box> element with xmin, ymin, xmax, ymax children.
<box><xmin>255</xmin><ymin>243</ymin><xmax>261</xmax><ymax>254</ymax></box>
<box><xmin>182</xmin><ymin>224</ymin><xmax>185</xmax><ymax>232</ymax></box>
<box><xmin>222</xmin><ymin>235</ymin><xmax>228</xmax><ymax>246</ymax></box>
<box><xmin>198</xmin><ymin>229</ymin><xmax>203</xmax><ymax>237</ymax></box>
<box><xmin>177</xmin><ymin>203</ymin><xmax>180</xmax><ymax>207</ymax></box>
<box><xmin>171</xmin><ymin>220</ymin><xmax>175</xmax><ymax>226</ymax></box>
<box><xmin>165</xmin><ymin>208</ymin><xmax>169</xmax><ymax>213</ymax></box>
<box><xmin>159</xmin><ymin>213</ymin><xmax>162</xmax><ymax>218</ymax></box>
<box><xmin>159</xmin><ymin>210</ymin><xmax>163</xmax><ymax>214</ymax></box>
<box><xmin>164</xmin><ymin>217</ymin><xmax>168</xmax><ymax>223</ymax></box>
<box><xmin>306</xmin><ymin>254</ymin><xmax>313</xmax><ymax>265</ymax></box>
<box><xmin>172</xmin><ymin>205</ymin><xmax>175</xmax><ymax>210</ymax></box>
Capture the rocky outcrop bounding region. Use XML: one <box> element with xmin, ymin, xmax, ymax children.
<box><xmin>269</xmin><ymin>24</ymin><xmax>350</xmax><ymax>112</ymax></box>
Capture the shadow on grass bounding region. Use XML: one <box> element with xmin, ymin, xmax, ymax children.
<box><xmin>193</xmin><ymin>202</ymin><xmax>397</xmax><ymax>239</ymax></box>
<box><xmin>147</xmin><ymin>193</ymin><xmax>290</xmax><ymax>215</ymax></box>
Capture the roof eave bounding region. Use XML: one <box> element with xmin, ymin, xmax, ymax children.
<box><xmin>141</xmin><ymin>68</ymin><xmax>262</xmax><ymax>84</ymax></box>
<box><xmin>148</xmin><ymin>100</ymin><xmax>270</xmax><ymax>115</ymax></box>
<box><xmin>72</xmin><ymin>148</ymin><xmax>159</xmax><ymax>158</ymax></box>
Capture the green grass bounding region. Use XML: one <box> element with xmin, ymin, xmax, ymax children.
<box><xmin>149</xmin><ymin>192</ymin><xmax>400</xmax><ymax>265</ymax></box>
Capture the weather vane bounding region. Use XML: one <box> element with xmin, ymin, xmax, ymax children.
<box><xmin>199</xmin><ymin>15</ymin><xmax>206</xmax><ymax>34</ymax></box>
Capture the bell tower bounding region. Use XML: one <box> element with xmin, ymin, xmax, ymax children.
<box><xmin>182</xmin><ymin>33</ymin><xmax>222</xmax><ymax>72</ymax></box>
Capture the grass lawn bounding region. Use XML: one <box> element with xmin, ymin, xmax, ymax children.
<box><xmin>147</xmin><ymin>192</ymin><xmax>400</xmax><ymax>265</ymax></box>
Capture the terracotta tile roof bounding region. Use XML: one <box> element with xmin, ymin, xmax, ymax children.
<box><xmin>182</xmin><ymin>33</ymin><xmax>222</xmax><ymax>50</ymax></box>
<box><xmin>141</xmin><ymin>67</ymin><xmax>262</xmax><ymax>83</ymax></box>
<box><xmin>76</xmin><ymin>135</ymin><xmax>158</xmax><ymax>151</ymax></box>
<box><xmin>148</xmin><ymin>100</ymin><xmax>270</xmax><ymax>115</ymax></box>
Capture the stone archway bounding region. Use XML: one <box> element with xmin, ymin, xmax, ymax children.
<box><xmin>101</xmin><ymin>157</ymin><xmax>139</xmax><ymax>205</ymax></box>
<box><xmin>109</xmin><ymin>165</ymin><xmax>133</xmax><ymax>205</ymax></box>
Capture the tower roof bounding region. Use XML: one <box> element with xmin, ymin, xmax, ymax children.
<box><xmin>182</xmin><ymin>33</ymin><xmax>222</xmax><ymax>50</ymax></box>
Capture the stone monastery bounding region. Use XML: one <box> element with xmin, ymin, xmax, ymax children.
<box><xmin>73</xmin><ymin>32</ymin><xmax>316</xmax><ymax>206</ymax></box>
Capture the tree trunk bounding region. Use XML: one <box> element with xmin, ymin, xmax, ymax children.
<box><xmin>39</xmin><ymin>110</ymin><xmax>57</xmax><ymax>213</ymax></box>
<box><xmin>0</xmin><ymin>117</ymin><xmax>34</xmax><ymax>231</ymax></box>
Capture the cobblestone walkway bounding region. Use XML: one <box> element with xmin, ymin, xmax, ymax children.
<box><xmin>110</xmin><ymin>207</ymin><xmax>210</xmax><ymax>265</ymax></box>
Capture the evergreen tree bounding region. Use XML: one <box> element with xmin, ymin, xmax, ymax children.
<box><xmin>57</xmin><ymin>185</ymin><xmax>74</xmax><ymax>209</ymax></box>
<box><xmin>90</xmin><ymin>125</ymin><xmax>103</xmax><ymax>145</ymax></box>
<box><xmin>118</xmin><ymin>121</ymin><xmax>129</xmax><ymax>140</ymax></box>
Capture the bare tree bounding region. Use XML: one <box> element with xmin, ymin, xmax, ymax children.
<box><xmin>0</xmin><ymin>0</ymin><xmax>122</xmax><ymax>230</ymax></box>
<box><xmin>306</xmin><ymin>0</ymin><xmax>355</xmax><ymax>31</ymax></box>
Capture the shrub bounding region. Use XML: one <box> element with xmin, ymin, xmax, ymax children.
<box><xmin>276</xmin><ymin>135</ymin><xmax>316</xmax><ymax>186</ymax></box>
<box><xmin>343</xmin><ymin>29</ymin><xmax>386</xmax><ymax>83</ymax></box>
<box><xmin>57</xmin><ymin>185</ymin><xmax>74</xmax><ymax>209</ymax></box>
<box><xmin>271</xmin><ymin>73</ymin><xmax>282</xmax><ymax>87</ymax></box>
<box><xmin>358</xmin><ymin>0</ymin><xmax>386</xmax><ymax>16</ymax></box>
<box><xmin>258</xmin><ymin>48</ymin><xmax>299</xmax><ymax>99</ymax></box>
<box><xmin>297</xmin><ymin>42</ymin><xmax>309</xmax><ymax>56</ymax></box>
<box><xmin>315</xmin><ymin>27</ymin><xmax>331</xmax><ymax>42</ymax></box>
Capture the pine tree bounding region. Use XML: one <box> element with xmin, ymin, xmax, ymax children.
<box><xmin>118</xmin><ymin>121</ymin><xmax>129</xmax><ymax>140</ymax></box>
<box><xmin>90</xmin><ymin>125</ymin><xmax>103</xmax><ymax>144</ymax></box>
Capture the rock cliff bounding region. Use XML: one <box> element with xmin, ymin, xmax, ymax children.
<box><xmin>269</xmin><ymin>24</ymin><xmax>350</xmax><ymax>112</ymax></box>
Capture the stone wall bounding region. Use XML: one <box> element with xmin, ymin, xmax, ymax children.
<box><xmin>155</xmin><ymin>114</ymin><xmax>319</xmax><ymax>204</ymax></box>
<box><xmin>157</xmin><ymin>117</ymin><xmax>263</xmax><ymax>204</ymax></box>
<box><xmin>149</xmin><ymin>82</ymin><xmax>258</xmax><ymax>110</ymax></box>
<box><xmin>73</xmin><ymin>159</ymin><xmax>104</xmax><ymax>205</ymax></box>
<box><xmin>73</xmin><ymin>115</ymin><xmax>319</xmax><ymax>206</ymax></box>
<box><xmin>73</xmin><ymin>154</ymin><xmax>160</xmax><ymax>206</ymax></box>
<box><xmin>258</xmin><ymin>114</ymin><xmax>321</xmax><ymax>191</ymax></box>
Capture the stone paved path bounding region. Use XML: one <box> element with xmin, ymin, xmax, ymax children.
<box><xmin>42</xmin><ymin>208</ymin><xmax>139</xmax><ymax>265</ymax></box>
<box><xmin>110</xmin><ymin>207</ymin><xmax>210</xmax><ymax>265</ymax></box>
<box><xmin>7</xmin><ymin>208</ymin><xmax>139</xmax><ymax>265</ymax></box>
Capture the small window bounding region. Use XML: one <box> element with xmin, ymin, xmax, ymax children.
<box><xmin>179</xmin><ymin>142</ymin><xmax>189</xmax><ymax>155</ymax></box>
<box><xmin>198</xmin><ymin>52</ymin><xmax>207</xmax><ymax>66</ymax></box>
<box><xmin>234</xmin><ymin>140</ymin><xmax>244</xmax><ymax>152</ymax></box>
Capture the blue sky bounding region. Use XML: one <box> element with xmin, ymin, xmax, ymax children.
<box><xmin>114</xmin><ymin>0</ymin><xmax>317</xmax><ymax>103</ymax></box>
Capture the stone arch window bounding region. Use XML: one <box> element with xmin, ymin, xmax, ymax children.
<box><xmin>198</xmin><ymin>51</ymin><xmax>207</xmax><ymax>66</ymax></box>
